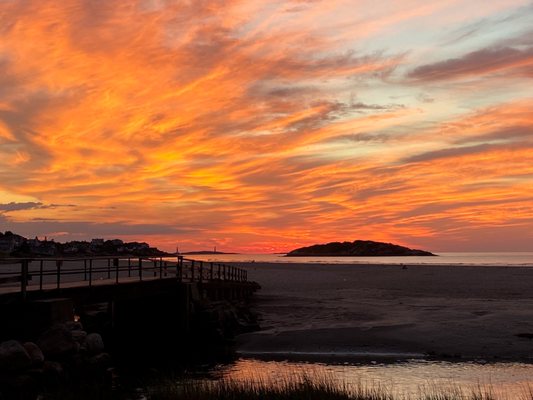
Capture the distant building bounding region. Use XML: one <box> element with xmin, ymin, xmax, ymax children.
<box><xmin>34</xmin><ymin>242</ymin><xmax>57</xmax><ymax>256</ymax></box>
<box><xmin>90</xmin><ymin>238</ymin><xmax>105</xmax><ymax>247</ymax></box>
<box><xmin>63</xmin><ymin>245</ymin><xmax>79</xmax><ymax>254</ymax></box>
<box><xmin>0</xmin><ymin>231</ymin><xmax>25</xmax><ymax>253</ymax></box>
<box><xmin>110</xmin><ymin>239</ymin><xmax>123</xmax><ymax>246</ymax></box>
<box><xmin>0</xmin><ymin>237</ymin><xmax>16</xmax><ymax>254</ymax></box>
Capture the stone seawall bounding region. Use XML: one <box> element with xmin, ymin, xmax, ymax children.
<box><xmin>0</xmin><ymin>281</ymin><xmax>260</xmax><ymax>398</ymax></box>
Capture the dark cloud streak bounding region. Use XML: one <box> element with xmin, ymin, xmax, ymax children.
<box><xmin>408</xmin><ymin>46</ymin><xmax>533</xmax><ymax>81</ymax></box>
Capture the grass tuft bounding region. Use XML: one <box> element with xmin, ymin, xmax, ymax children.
<box><xmin>146</xmin><ymin>376</ymin><xmax>509</xmax><ymax>400</ymax></box>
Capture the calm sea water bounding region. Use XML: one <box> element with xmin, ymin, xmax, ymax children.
<box><xmin>180</xmin><ymin>252</ymin><xmax>533</xmax><ymax>267</ymax></box>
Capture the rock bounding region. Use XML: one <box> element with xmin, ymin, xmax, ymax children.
<box><xmin>87</xmin><ymin>352</ymin><xmax>111</xmax><ymax>369</ymax></box>
<box><xmin>22</xmin><ymin>342</ymin><xmax>44</xmax><ymax>366</ymax></box>
<box><xmin>0</xmin><ymin>340</ymin><xmax>32</xmax><ymax>371</ymax></box>
<box><xmin>86</xmin><ymin>333</ymin><xmax>104</xmax><ymax>354</ymax></box>
<box><xmin>42</xmin><ymin>360</ymin><xmax>65</xmax><ymax>384</ymax></box>
<box><xmin>10</xmin><ymin>373</ymin><xmax>38</xmax><ymax>392</ymax></box>
<box><xmin>37</xmin><ymin>324</ymin><xmax>78</xmax><ymax>358</ymax></box>
<box><xmin>65</xmin><ymin>321</ymin><xmax>84</xmax><ymax>331</ymax></box>
<box><xmin>71</xmin><ymin>330</ymin><xmax>88</xmax><ymax>345</ymax></box>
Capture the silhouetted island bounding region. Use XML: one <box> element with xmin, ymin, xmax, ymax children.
<box><xmin>286</xmin><ymin>240</ymin><xmax>436</xmax><ymax>257</ymax></box>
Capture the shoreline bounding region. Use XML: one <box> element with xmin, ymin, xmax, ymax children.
<box><xmin>234</xmin><ymin>262</ymin><xmax>533</xmax><ymax>363</ymax></box>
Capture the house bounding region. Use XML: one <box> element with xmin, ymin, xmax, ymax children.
<box><xmin>91</xmin><ymin>238</ymin><xmax>105</xmax><ymax>247</ymax></box>
<box><xmin>0</xmin><ymin>237</ymin><xmax>16</xmax><ymax>254</ymax></box>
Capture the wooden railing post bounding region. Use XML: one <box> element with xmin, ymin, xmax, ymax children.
<box><xmin>139</xmin><ymin>258</ymin><xmax>143</xmax><ymax>281</ymax></box>
<box><xmin>89</xmin><ymin>259</ymin><xmax>93</xmax><ymax>287</ymax></box>
<box><xmin>191</xmin><ymin>260</ymin><xmax>195</xmax><ymax>282</ymax></box>
<box><xmin>199</xmin><ymin>261</ymin><xmax>203</xmax><ymax>283</ymax></box>
<box><xmin>114</xmin><ymin>258</ymin><xmax>119</xmax><ymax>284</ymax></box>
<box><xmin>39</xmin><ymin>260</ymin><xmax>44</xmax><ymax>291</ymax></box>
<box><xmin>210</xmin><ymin>262</ymin><xmax>214</xmax><ymax>280</ymax></box>
<box><xmin>128</xmin><ymin>258</ymin><xmax>131</xmax><ymax>277</ymax></box>
<box><xmin>107</xmin><ymin>258</ymin><xmax>111</xmax><ymax>279</ymax></box>
<box><xmin>159</xmin><ymin>258</ymin><xmax>163</xmax><ymax>278</ymax></box>
<box><xmin>56</xmin><ymin>260</ymin><xmax>62</xmax><ymax>289</ymax></box>
<box><xmin>177</xmin><ymin>256</ymin><xmax>183</xmax><ymax>280</ymax></box>
<box><xmin>217</xmin><ymin>263</ymin><xmax>221</xmax><ymax>280</ymax></box>
<box><xmin>21</xmin><ymin>260</ymin><xmax>29</xmax><ymax>301</ymax></box>
<box><xmin>84</xmin><ymin>260</ymin><xmax>87</xmax><ymax>281</ymax></box>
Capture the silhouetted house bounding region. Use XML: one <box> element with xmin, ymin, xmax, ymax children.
<box><xmin>36</xmin><ymin>242</ymin><xmax>57</xmax><ymax>256</ymax></box>
<box><xmin>0</xmin><ymin>237</ymin><xmax>16</xmax><ymax>254</ymax></box>
<box><xmin>27</xmin><ymin>237</ymin><xmax>57</xmax><ymax>256</ymax></box>
<box><xmin>91</xmin><ymin>239</ymin><xmax>105</xmax><ymax>247</ymax></box>
<box><xmin>0</xmin><ymin>231</ymin><xmax>25</xmax><ymax>253</ymax></box>
<box><xmin>27</xmin><ymin>237</ymin><xmax>40</xmax><ymax>249</ymax></box>
<box><xmin>110</xmin><ymin>239</ymin><xmax>123</xmax><ymax>246</ymax></box>
<box><xmin>63</xmin><ymin>245</ymin><xmax>79</xmax><ymax>254</ymax></box>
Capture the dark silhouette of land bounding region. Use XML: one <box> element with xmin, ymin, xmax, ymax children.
<box><xmin>0</xmin><ymin>231</ymin><xmax>171</xmax><ymax>257</ymax></box>
<box><xmin>286</xmin><ymin>240</ymin><xmax>435</xmax><ymax>257</ymax></box>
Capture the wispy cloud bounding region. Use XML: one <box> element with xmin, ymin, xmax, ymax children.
<box><xmin>408</xmin><ymin>45</ymin><xmax>533</xmax><ymax>81</ymax></box>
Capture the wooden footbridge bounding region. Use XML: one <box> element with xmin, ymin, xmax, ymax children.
<box><xmin>0</xmin><ymin>256</ymin><xmax>259</xmax><ymax>346</ymax></box>
<box><xmin>0</xmin><ymin>256</ymin><xmax>253</xmax><ymax>301</ymax></box>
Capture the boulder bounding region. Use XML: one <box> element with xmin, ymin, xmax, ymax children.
<box><xmin>0</xmin><ymin>340</ymin><xmax>32</xmax><ymax>371</ymax></box>
<box><xmin>42</xmin><ymin>360</ymin><xmax>65</xmax><ymax>384</ymax></box>
<box><xmin>87</xmin><ymin>352</ymin><xmax>111</xmax><ymax>369</ymax></box>
<box><xmin>37</xmin><ymin>324</ymin><xmax>78</xmax><ymax>358</ymax></box>
<box><xmin>65</xmin><ymin>321</ymin><xmax>83</xmax><ymax>331</ymax></box>
<box><xmin>22</xmin><ymin>342</ymin><xmax>44</xmax><ymax>366</ymax></box>
<box><xmin>86</xmin><ymin>333</ymin><xmax>104</xmax><ymax>354</ymax></box>
<box><xmin>71</xmin><ymin>330</ymin><xmax>88</xmax><ymax>345</ymax></box>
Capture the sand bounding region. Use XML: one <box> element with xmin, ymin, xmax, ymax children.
<box><xmin>234</xmin><ymin>262</ymin><xmax>533</xmax><ymax>361</ymax></box>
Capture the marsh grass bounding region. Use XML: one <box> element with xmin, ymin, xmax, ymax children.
<box><xmin>145</xmin><ymin>373</ymin><xmax>527</xmax><ymax>400</ymax></box>
<box><xmin>41</xmin><ymin>371</ymin><xmax>533</xmax><ymax>400</ymax></box>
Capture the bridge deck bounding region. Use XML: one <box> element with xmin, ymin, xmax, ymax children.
<box><xmin>0</xmin><ymin>256</ymin><xmax>250</xmax><ymax>302</ymax></box>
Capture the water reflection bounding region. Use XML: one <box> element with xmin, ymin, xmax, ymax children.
<box><xmin>211</xmin><ymin>358</ymin><xmax>533</xmax><ymax>399</ymax></box>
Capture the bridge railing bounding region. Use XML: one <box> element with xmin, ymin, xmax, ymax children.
<box><xmin>0</xmin><ymin>256</ymin><xmax>249</xmax><ymax>300</ymax></box>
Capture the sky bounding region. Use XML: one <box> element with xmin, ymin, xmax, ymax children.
<box><xmin>0</xmin><ymin>0</ymin><xmax>532</xmax><ymax>253</ymax></box>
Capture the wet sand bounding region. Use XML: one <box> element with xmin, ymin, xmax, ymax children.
<box><xmin>235</xmin><ymin>262</ymin><xmax>533</xmax><ymax>361</ymax></box>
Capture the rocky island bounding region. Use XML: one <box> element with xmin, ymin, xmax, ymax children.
<box><xmin>286</xmin><ymin>240</ymin><xmax>436</xmax><ymax>257</ymax></box>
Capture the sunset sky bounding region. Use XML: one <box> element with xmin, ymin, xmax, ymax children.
<box><xmin>1</xmin><ymin>0</ymin><xmax>532</xmax><ymax>253</ymax></box>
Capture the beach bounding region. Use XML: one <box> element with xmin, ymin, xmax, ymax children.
<box><xmin>235</xmin><ymin>262</ymin><xmax>533</xmax><ymax>361</ymax></box>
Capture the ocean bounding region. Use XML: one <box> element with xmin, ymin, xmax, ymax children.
<box><xmin>178</xmin><ymin>252</ymin><xmax>533</xmax><ymax>267</ymax></box>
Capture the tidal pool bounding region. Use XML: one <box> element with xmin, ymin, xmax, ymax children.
<box><xmin>210</xmin><ymin>358</ymin><xmax>533</xmax><ymax>399</ymax></box>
